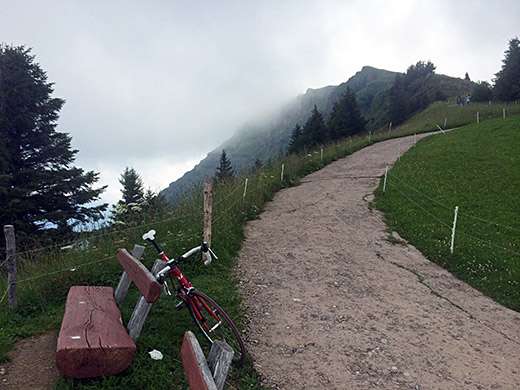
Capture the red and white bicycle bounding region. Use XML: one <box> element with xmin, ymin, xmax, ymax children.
<box><xmin>142</xmin><ymin>229</ymin><xmax>246</xmax><ymax>365</ymax></box>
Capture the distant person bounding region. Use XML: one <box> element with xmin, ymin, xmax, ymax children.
<box><xmin>457</xmin><ymin>96</ymin><xmax>461</xmax><ymax>105</ymax></box>
<box><xmin>466</xmin><ymin>94</ymin><xmax>471</xmax><ymax>105</ymax></box>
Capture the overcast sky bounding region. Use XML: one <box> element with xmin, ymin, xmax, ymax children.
<box><xmin>2</xmin><ymin>0</ymin><xmax>519</xmax><ymax>206</ymax></box>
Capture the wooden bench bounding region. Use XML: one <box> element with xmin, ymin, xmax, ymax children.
<box><xmin>56</xmin><ymin>245</ymin><xmax>165</xmax><ymax>378</ymax></box>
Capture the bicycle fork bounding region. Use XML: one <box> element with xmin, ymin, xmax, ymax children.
<box><xmin>190</xmin><ymin>295</ymin><xmax>222</xmax><ymax>333</ymax></box>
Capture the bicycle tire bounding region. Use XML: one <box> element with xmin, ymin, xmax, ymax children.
<box><xmin>187</xmin><ymin>290</ymin><xmax>246</xmax><ymax>366</ymax></box>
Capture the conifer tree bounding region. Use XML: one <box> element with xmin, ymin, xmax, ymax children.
<box><xmin>301</xmin><ymin>105</ymin><xmax>328</xmax><ymax>148</ymax></box>
<box><xmin>287</xmin><ymin>124</ymin><xmax>303</xmax><ymax>154</ymax></box>
<box><xmin>118</xmin><ymin>167</ymin><xmax>145</xmax><ymax>205</ymax></box>
<box><xmin>0</xmin><ymin>45</ymin><xmax>106</xmax><ymax>236</ymax></box>
<box><xmin>388</xmin><ymin>74</ymin><xmax>409</xmax><ymax>125</ymax></box>
<box><xmin>494</xmin><ymin>37</ymin><xmax>520</xmax><ymax>101</ymax></box>
<box><xmin>215</xmin><ymin>150</ymin><xmax>235</xmax><ymax>181</ymax></box>
<box><xmin>327</xmin><ymin>88</ymin><xmax>367</xmax><ymax>141</ymax></box>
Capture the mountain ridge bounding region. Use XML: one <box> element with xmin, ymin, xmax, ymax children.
<box><xmin>162</xmin><ymin>65</ymin><xmax>471</xmax><ymax>202</ymax></box>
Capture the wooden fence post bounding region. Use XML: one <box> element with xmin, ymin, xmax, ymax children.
<box><xmin>204</xmin><ymin>182</ymin><xmax>212</xmax><ymax>249</ymax></box>
<box><xmin>4</xmin><ymin>225</ymin><xmax>17</xmax><ymax>311</ymax></box>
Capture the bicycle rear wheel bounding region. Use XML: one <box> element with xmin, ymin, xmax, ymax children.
<box><xmin>187</xmin><ymin>290</ymin><xmax>246</xmax><ymax>366</ymax></box>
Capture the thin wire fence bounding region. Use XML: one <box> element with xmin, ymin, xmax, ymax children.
<box><xmin>0</xmin><ymin>175</ymin><xmax>259</xmax><ymax>304</ymax></box>
<box><xmin>385</xmin><ymin>172</ymin><xmax>520</xmax><ymax>257</ymax></box>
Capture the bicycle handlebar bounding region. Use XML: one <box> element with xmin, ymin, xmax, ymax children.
<box><xmin>142</xmin><ymin>229</ymin><xmax>217</xmax><ymax>270</ymax></box>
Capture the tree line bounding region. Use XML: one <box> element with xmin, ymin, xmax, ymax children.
<box><xmin>288</xmin><ymin>87</ymin><xmax>367</xmax><ymax>154</ymax></box>
<box><xmin>389</xmin><ymin>37</ymin><xmax>520</xmax><ymax>126</ymax></box>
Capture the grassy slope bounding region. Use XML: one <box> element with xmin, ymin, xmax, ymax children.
<box><xmin>375</xmin><ymin>115</ymin><xmax>520</xmax><ymax>310</ymax></box>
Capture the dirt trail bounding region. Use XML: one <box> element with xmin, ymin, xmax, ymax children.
<box><xmin>0</xmin><ymin>330</ymin><xmax>59</xmax><ymax>389</ymax></box>
<box><xmin>236</xmin><ymin>133</ymin><xmax>520</xmax><ymax>389</ymax></box>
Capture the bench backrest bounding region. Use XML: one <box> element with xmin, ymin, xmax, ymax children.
<box><xmin>117</xmin><ymin>249</ymin><xmax>162</xmax><ymax>303</ymax></box>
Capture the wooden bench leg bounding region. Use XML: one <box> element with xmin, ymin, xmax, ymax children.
<box><xmin>207</xmin><ymin>341</ymin><xmax>234</xmax><ymax>390</ymax></box>
<box><xmin>181</xmin><ymin>331</ymin><xmax>217</xmax><ymax>390</ymax></box>
<box><xmin>126</xmin><ymin>260</ymin><xmax>167</xmax><ymax>342</ymax></box>
<box><xmin>181</xmin><ymin>331</ymin><xmax>234</xmax><ymax>390</ymax></box>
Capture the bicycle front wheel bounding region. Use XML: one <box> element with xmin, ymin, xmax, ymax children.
<box><xmin>187</xmin><ymin>290</ymin><xmax>246</xmax><ymax>366</ymax></box>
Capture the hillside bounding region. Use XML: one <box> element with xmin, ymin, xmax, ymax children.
<box><xmin>162</xmin><ymin>66</ymin><xmax>473</xmax><ymax>202</ymax></box>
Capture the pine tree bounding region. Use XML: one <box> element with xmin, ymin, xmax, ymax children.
<box><xmin>215</xmin><ymin>150</ymin><xmax>235</xmax><ymax>181</ymax></box>
<box><xmin>388</xmin><ymin>74</ymin><xmax>409</xmax><ymax>125</ymax></box>
<box><xmin>301</xmin><ymin>105</ymin><xmax>328</xmax><ymax>148</ymax></box>
<box><xmin>287</xmin><ymin>124</ymin><xmax>303</xmax><ymax>154</ymax></box>
<box><xmin>0</xmin><ymin>45</ymin><xmax>107</xmax><ymax>237</ymax></box>
<box><xmin>118</xmin><ymin>167</ymin><xmax>144</xmax><ymax>205</ymax></box>
<box><xmin>494</xmin><ymin>37</ymin><xmax>520</xmax><ymax>101</ymax></box>
<box><xmin>327</xmin><ymin>88</ymin><xmax>367</xmax><ymax>141</ymax></box>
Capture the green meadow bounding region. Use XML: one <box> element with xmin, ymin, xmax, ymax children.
<box><xmin>376</xmin><ymin>115</ymin><xmax>520</xmax><ymax>311</ymax></box>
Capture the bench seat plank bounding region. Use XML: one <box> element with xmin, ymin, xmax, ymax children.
<box><xmin>117</xmin><ymin>249</ymin><xmax>162</xmax><ymax>303</ymax></box>
<box><xmin>56</xmin><ymin>286</ymin><xmax>136</xmax><ymax>378</ymax></box>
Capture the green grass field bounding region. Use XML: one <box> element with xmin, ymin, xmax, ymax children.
<box><xmin>375</xmin><ymin>115</ymin><xmax>520</xmax><ymax>311</ymax></box>
<box><xmin>393</xmin><ymin>100</ymin><xmax>520</xmax><ymax>134</ymax></box>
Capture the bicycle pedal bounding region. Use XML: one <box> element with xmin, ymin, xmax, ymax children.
<box><xmin>175</xmin><ymin>301</ymin><xmax>184</xmax><ymax>310</ymax></box>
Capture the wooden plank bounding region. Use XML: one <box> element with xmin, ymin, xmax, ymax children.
<box><xmin>117</xmin><ymin>249</ymin><xmax>162</xmax><ymax>303</ymax></box>
<box><xmin>56</xmin><ymin>286</ymin><xmax>136</xmax><ymax>378</ymax></box>
<box><xmin>181</xmin><ymin>331</ymin><xmax>217</xmax><ymax>390</ymax></box>
<box><xmin>207</xmin><ymin>341</ymin><xmax>234</xmax><ymax>390</ymax></box>
<box><xmin>114</xmin><ymin>245</ymin><xmax>145</xmax><ymax>304</ymax></box>
<box><xmin>127</xmin><ymin>260</ymin><xmax>167</xmax><ymax>342</ymax></box>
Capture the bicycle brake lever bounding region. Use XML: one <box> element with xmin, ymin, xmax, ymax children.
<box><xmin>208</xmin><ymin>247</ymin><xmax>218</xmax><ymax>259</ymax></box>
<box><xmin>162</xmin><ymin>280</ymin><xmax>171</xmax><ymax>296</ymax></box>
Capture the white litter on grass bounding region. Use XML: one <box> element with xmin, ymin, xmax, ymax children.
<box><xmin>149</xmin><ymin>349</ymin><xmax>163</xmax><ymax>360</ymax></box>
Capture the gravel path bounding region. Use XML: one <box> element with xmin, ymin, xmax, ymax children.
<box><xmin>236</xmin><ymin>133</ymin><xmax>520</xmax><ymax>389</ymax></box>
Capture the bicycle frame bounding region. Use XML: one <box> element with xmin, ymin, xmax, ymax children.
<box><xmin>156</xmin><ymin>250</ymin><xmax>221</xmax><ymax>333</ymax></box>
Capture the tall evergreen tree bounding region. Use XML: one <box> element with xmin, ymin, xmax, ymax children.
<box><xmin>287</xmin><ymin>123</ymin><xmax>303</xmax><ymax>154</ymax></box>
<box><xmin>215</xmin><ymin>150</ymin><xmax>235</xmax><ymax>181</ymax></box>
<box><xmin>494</xmin><ymin>37</ymin><xmax>520</xmax><ymax>101</ymax></box>
<box><xmin>301</xmin><ymin>105</ymin><xmax>328</xmax><ymax>148</ymax></box>
<box><xmin>388</xmin><ymin>74</ymin><xmax>409</xmax><ymax>125</ymax></box>
<box><xmin>0</xmin><ymin>45</ymin><xmax>106</xmax><ymax>236</ymax></box>
<box><xmin>118</xmin><ymin>167</ymin><xmax>144</xmax><ymax>205</ymax></box>
<box><xmin>327</xmin><ymin>88</ymin><xmax>367</xmax><ymax>141</ymax></box>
